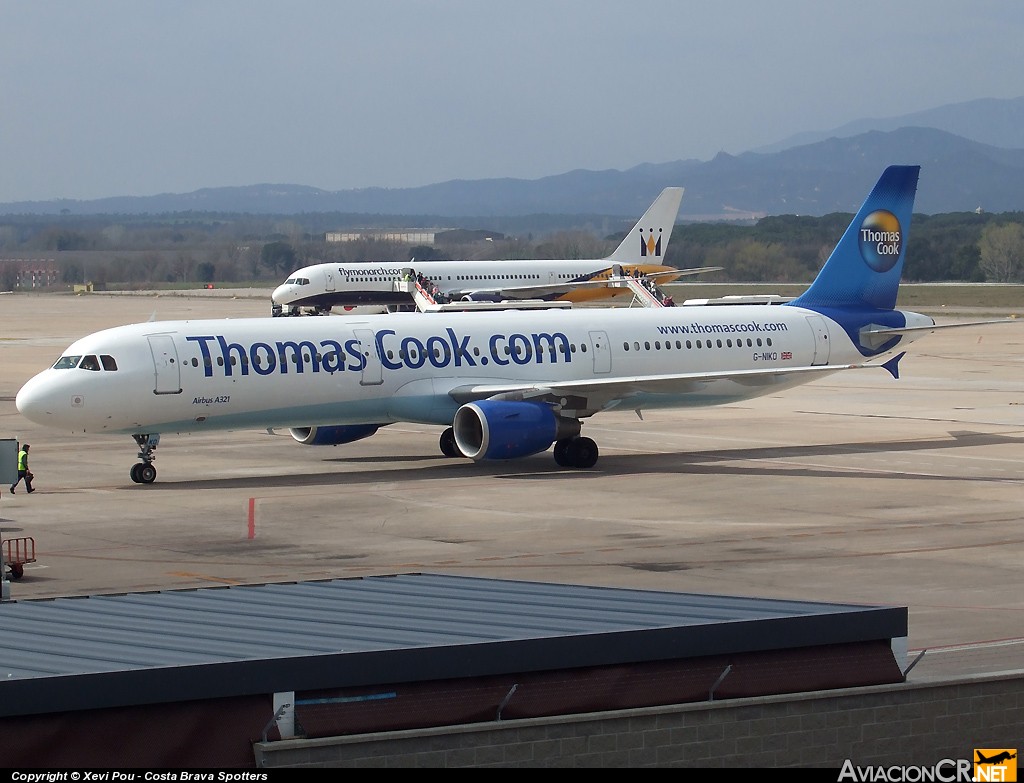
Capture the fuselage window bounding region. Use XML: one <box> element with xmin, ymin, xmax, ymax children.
<box><xmin>100</xmin><ymin>355</ymin><xmax>118</xmax><ymax>371</ymax></box>
<box><xmin>685</xmin><ymin>340</ymin><xmax>692</xmax><ymax>349</ymax></box>
<box><xmin>727</xmin><ymin>339</ymin><xmax>733</xmax><ymax>348</ymax></box>
<box><xmin>191</xmin><ymin>358</ymin><xmax>199</xmax><ymax>367</ymax></box>
<box><xmin>644</xmin><ymin>341</ymin><xmax>651</xmax><ymax>351</ymax></box>
<box><xmin>696</xmin><ymin>340</ymin><xmax>702</xmax><ymax>349</ymax></box>
<box><xmin>756</xmin><ymin>338</ymin><xmax>763</xmax><ymax>347</ymax></box>
<box><xmin>716</xmin><ymin>339</ymin><xmax>723</xmax><ymax>348</ymax></box>
<box><xmin>580</xmin><ymin>344</ymin><xmax>588</xmax><ymax>353</ymax></box>
<box><xmin>766</xmin><ymin>338</ymin><xmax>773</xmax><ymax>346</ymax></box>
<box><xmin>623</xmin><ymin>342</ymin><xmax>630</xmax><ymax>351</ymax></box>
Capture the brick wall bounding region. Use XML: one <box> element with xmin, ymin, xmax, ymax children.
<box><xmin>254</xmin><ymin>672</ymin><xmax>1024</xmax><ymax>768</ymax></box>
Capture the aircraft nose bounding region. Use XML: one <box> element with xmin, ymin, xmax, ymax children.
<box><xmin>272</xmin><ymin>284</ymin><xmax>292</xmax><ymax>304</ymax></box>
<box><xmin>15</xmin><ymin>373</ymin><xmax>60</xmax><ymax>424</ymax></box>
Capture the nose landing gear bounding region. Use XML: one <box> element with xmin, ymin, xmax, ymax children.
<box><xmin>130</xmin><ymin>434</ymin><xmax>160</xmax><ymax>484</ymax></box>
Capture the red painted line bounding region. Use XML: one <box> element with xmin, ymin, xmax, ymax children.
<box><xmin>248</xmin><ymin>497</ymin><xmax>256</xmax><ymax>539</ymax></box>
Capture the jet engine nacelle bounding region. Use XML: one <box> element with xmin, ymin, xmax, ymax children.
<box><xmin>289</xmin><ymin>424</ymin><xmax>381</xmax><ymax>446</ymax></box>
<box><xmin>452</xmin><ymin>400</ymin><xmax>579</xmax><ymax>461</ymax></box>
<box><xmin>461</xmin><ymin>292</ymin><xmax>503</xmax><ymax>303</ymax></box>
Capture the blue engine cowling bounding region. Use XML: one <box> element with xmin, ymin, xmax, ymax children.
<box><xmin>289</xmin><ymin>424</ymin><xmax>381</xmax><ymax>446</ymax></box>
<box><xmin>453</xmin><ymin>400</ymin><xmax>571</xmax><ymax>461</ymax></box>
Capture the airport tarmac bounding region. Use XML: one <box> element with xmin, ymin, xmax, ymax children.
<box><xmin>1</xmin><ymin>289</ymin><xmax>1022</xmax><ymax>683</ymax></box>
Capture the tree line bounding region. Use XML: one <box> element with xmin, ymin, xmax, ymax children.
<box><xmin>0</xmin><ymin>209</ymin><xmax>1022</xmax><ymax>291</ymax></box>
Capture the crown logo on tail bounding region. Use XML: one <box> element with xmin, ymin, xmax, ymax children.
<box><xmin>640</xmin><ymin>228</ymin><xmax>662</xmax><ymax>257</ymax></box>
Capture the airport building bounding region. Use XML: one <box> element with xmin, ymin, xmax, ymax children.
<box><xmin>326</xmin><ymin>229</ymin><xmax>442</xmax><ymax>244</ymax></box>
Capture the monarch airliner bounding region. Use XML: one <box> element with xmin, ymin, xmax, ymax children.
<box><xmin>270</xmin><ymin>187</ymin><xmax>716</xmax><ymax>315</ymax></box>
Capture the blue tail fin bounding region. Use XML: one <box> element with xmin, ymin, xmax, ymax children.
<box><xmin>788</xmin><ymin>166</ymin><xmax>920</xmax><ymax>312</ymax></box>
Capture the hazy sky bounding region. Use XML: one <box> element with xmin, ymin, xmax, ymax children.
<box><xmin>2</xmin><ymin>1</ymin><xmax>1022</xmax><ymax>203</ymax></box>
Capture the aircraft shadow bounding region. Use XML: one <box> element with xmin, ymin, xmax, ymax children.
<box><xmin>127</xmin><ymin>430</ymin><xmax>1023</xmax><ymax>492</ymax></box>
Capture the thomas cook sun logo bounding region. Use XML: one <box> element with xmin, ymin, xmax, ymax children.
<box><xmin>640</xmin><ymin>227</ymin><xmax>663</xmax><ymax>257</ymax></box>
<box><xmin>858</xmin><ymin>210</ymin><xmax>903</xmax><ymax>273</ymax></box>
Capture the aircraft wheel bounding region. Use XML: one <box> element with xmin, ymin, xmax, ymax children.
<box><xmin>139</xmin><ymin>464</ymin><xmax>157</xmax><ymax>484</ymax></box>
<box><xmin>439</xmin><ymin>427</ymin><xmax>459</xmax><ymax>458</ymax></box>
<box><xmin>570</xmin><ymin>437</ymin><xmax>599</xmax><ymax>469</ymax></box>
<box><xmin>130</xmin><ymin>463</ymin><xmax>143</xmax><ymax>483</ymax></box>
<box><xmin>553</xmin><ymin>439</ymin><xmax>572</xmax><ymax>467</ymax></box>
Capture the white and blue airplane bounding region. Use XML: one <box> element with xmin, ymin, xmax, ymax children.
<box><xmin>270</xmin><ymin>187</ymin><xmax>712</xmax><ymax>315</ymax></box>
<box><xmin>17</xmin><ymin>166</ymin><xmax>980</xmax><ymax>483</ymax></box>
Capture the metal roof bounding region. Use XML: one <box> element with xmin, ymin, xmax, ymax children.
<box><xmin>0</xmin><ymin>572</ymin><xmax>907</xmax><ymax>717</ymax></box>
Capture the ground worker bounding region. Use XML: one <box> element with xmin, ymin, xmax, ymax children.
<box><xmin>10</xmin><ymin>443</ymin><xmax>34</xmax><ymax>494</ymax></box>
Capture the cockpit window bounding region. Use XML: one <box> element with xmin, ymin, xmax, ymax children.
<box><xmin>53</xmin><ymin>355</ymin><xmax>82</xmax><ymax>370</ymax></box>
<box><xmin>298</xmin><ymin>277</ymin><xmax>310</xmax><ymax>285</ymax></box>
<box><xmin>101</xmin><ymin>354</ymin><xmax>118</xmax><ymax>371</ymax></box>
<box><xmin>79</xmin><ymin>355</ymin><xmax>101</xmax><ymax>371</ymax></box>
<box><xmin>285</xmin><ymin>278</ymin><xmax>296</xmax><ymax>284</ymax></box>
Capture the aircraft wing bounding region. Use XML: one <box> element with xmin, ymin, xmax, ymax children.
<box><xmin>448</xmin><ymin>362</ymin><xmax>864</xmax><ymax>417</ymax></box>
<box><xmin>647</xmin><ymin>266</ymin><xmax>723</xmax><ymax>282</ymax></box>
<box><xmin>451</xmin><ymin>266</ymin><xmax>723</xmax><ymax>301</ymax></box>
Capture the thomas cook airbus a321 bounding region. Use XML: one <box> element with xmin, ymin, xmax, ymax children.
<box><xmin>17</xmin><ymin>166</ymin><xmax>1006</xmax><ymax>483</ymax></box>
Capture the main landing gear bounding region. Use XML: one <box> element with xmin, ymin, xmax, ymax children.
<box><xmin>553</xmin><ymin>437</ymin><xmax>599</xmax><ymax>469</ymax></box>
<box><xmin>439</xmin><ymin>427</ymin><xmax>459</xmax><ymax>458</ymax></box>
<box><xmin>130</xmin><ymin>433</ymin><xmax>160</xmax><ymax>484</ymax></box>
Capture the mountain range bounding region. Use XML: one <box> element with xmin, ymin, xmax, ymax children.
<box><xmin>4</xmin><ymin>96</ymin><xmax>1023</xmax><ymax>220</ymax></box>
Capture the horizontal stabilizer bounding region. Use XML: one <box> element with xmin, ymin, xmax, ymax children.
<box><xmin>861</xmin><ymin>316</ymin><xmax>1019</xmax><ymax>349</ymax></box>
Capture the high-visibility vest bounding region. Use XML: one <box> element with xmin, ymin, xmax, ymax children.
<box><xmin>17</xmin><ymin>449</ymin><xmax>28</xmax><ymax>471</ymax></box>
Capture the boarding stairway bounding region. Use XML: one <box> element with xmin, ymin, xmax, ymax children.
<box><xmin>606</xmin><ymin>272</ymin><xmax>670</xmax><ymax>307</ymax></box>
<box><xmin>394</xmin><ymin>277</ymin><xmax>572</xmax><ymax>313</ymax></box>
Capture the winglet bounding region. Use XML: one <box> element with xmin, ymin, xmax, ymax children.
<box><xmin>880</xmin><ymin>351</ymin><xmax>906</xmax><ymax>379</ymax></box>
<box><xmin>607</xmin><ymin>187</ymin><xmax>684</xmax><ymax>264</ymax></box>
